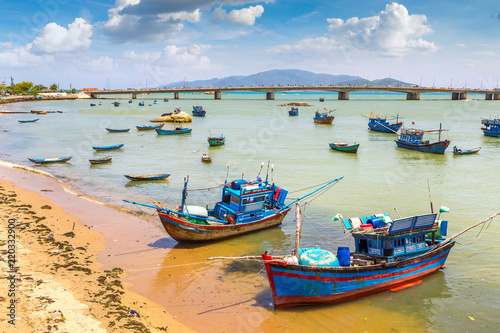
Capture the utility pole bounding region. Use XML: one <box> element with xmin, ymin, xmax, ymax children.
<box><xmin>10</xmin><ymin>76</ymin><xmax>14</xmax><ymax>89</ymax></box>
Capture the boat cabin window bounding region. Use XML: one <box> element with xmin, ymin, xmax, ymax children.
<box><xmin>223</xmin><ymin>194</ymin><xmax>231</xmax><ymax>204</ymax></box>
<box><xmin>358</xmin><ymin>239</ymin><xmax>368</xmax><ymax>254</ymax></box>
<box><xmin>242</xmin><ymin>195</ymin><xmax>265</xmax><ymax>205</ymax></box>
<box><xmin>231</xmin><ymin>195</ymin><xmax>240</xmax><ymax>206</ymax></box>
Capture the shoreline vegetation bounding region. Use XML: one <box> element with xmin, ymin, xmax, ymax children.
<box><xmin>0</xmin><ymin>163</ymin><xmax>193</xmax><ymax>333</ymax></box>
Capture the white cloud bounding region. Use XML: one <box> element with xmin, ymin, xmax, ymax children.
<box><xmin>212</xmin><ymin>5</ymin><xmax>264</xmax><ymax>25</ymax></box>
<box><xmin>0</xmin><ymin>45</ymin><xmax>54</xmax><ymax>68</ymax></box>
<box><xmin>32</xmin><ymin>18</ymin><xmax>93</xmax><ymax>54</ymax></box>
<box><xmin>268</xmin><ymin>37</ymin><xmax>345</xmax><ymax>55</ymax></box>
<box><xmin>123</xmin><ymin>50</ymin><xmax>161</xmax><ymax>62</ymax></box>
<box><xmin>327</xmin><ymin>2</ymin><xmax>437</xmax><ymax>56</ymax></box>
<box><xmin>0</xmin><ymin>42</ymin><xmax>12</xmax><ymax>49</ymax></box>
<box><xmin>81</xmin><ymin>56</ymin><xmax>119</xmax><ymax>73</ymax></box>
<box><xmin>456</xmin><ymin>43</ymin><xmax>466</xmax><ymax>48</ymax></box>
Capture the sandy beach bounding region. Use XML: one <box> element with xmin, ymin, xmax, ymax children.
<box><xmin>0</xmin><ymin>163</ymin><xmax>194</xmax><ymax>333</ymax></box>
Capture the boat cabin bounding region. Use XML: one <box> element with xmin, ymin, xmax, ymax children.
<box><xmin>211</xmin><ymin>179</ymin><xmax>287</xmax><ymax>224</ymax></box>
<box><xmin>342</xmin><ymin>213</ymin><xmax>448</xmax><ymax>263</ymax></box>
<box><xmin>398</xmin><ymin>128</ymin><xmax>428</xmax><ymax>145</ymax></box>
<box><xmin>368</xmin><ymin>117</ymin><xmax>389</xmax><ymax>126</ymax></box>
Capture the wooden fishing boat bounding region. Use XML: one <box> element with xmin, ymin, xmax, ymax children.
<box><xmin>28</xmin><ymin>156</ymin><xmax>72</xmax><ymax>164</ymax></box>
<box><xmin>112</xmin><ymin>101</ymin><xmax>120</xmax><ymax>107</ymax></box>
<box><xmin>453</xmin><ymin>146</ymin><xmax>481</xmax><ymax>155</ymax></box>
<box><xmin>289</xmin><ymin>107</ymin><xmax>299</xmax><ymax>116</ymax></box>
<box><xmin>89</xmin><ymin>156</ymin><xmax>112</xmax><ymax>164</ymax></box>
<box><xmin>106</xmin><ymin>128</ymin><xmax>130</xmax><ymax>133</ymax></box>
<box><xmin>262</xmin><ymin>205</ymin><xmax>499</xmax><ymax>308</ymax></box>
<box><xmin>124</xmin><ymin>169</ymin><xmax>344</xmax><ymax>242</ymax></box>
<box><xmin>139</xmin><ymin>101</ymin><xmax>145</xmax><ymax>106</ymax></box>
<box><xmin>18</xmin><ymin>119</ymin><xmax>39</xmax><ymax>123</ymax></box>
<box><xmin>329</xmin><ymin>142</ymin><xmax>359</xmax><ymax>153</ymax></box>
<box><xmin>156</xmin><ymin>127</ymin><xmax>192</xmax><ymax>135</ymax></box>
<box><xmin>366</xmin><ymin>113</ymin><xmax>403</xmax><ymax>133</ymax></box>
<box><xmin>481</xmin><ymin>117</ymin><xmax>500</xmax><ymax>137</ymax></box>
<box><xmin>31</xmin><ymin>110</ymin><xmax>47</xmax><ymax>114</ymax></box>
<box><xmin>201</xmin><ymin>154</ymin><xmax>212</xmax><ymax>162</ymax></box>
<box><xmin>136</xmin><ymin>124</ymin><xmax>164</xmax><ymax>131</ymax></box>
<box><xmin>208</xmin><ymin>136</ymin><xmax>225</xmax><ymax>146</ymax></box>
<box><xmin>192</xmin><ymin>104</ymin><xmax>206</xmax><ymax>117</ymax></box>
<box><xmin>124</xmin><ymin>174</ymin><xmax>171</xmax><ymax>181</ymax></box>
<box><xmin>395</xmin><ymin>124</ymin><xmax>450</xmax><ymax>154</ymax></box>
<box><xmin>313</xmin><ymin>109</ymin><xmax>335</xmax><ymax>124</ymax></box>
<box><xmin>92</xmin><ymin>144</ymin><xmax>124</xmax><ymax>151</ymax></box>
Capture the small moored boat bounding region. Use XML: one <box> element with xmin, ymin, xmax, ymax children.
<box><xmin>106</xmin><ymin>128</ymin><xmax>130</xmax><ymax>133</ymax></box>
<box><xmin>453</xmin><ymin>146</ymin><xmax>481</xmax><ymax>155</ymax></box>
<box><xmin>124</xmin><ymin>174</ymin><xmax>171</xmax><ymax>181</ymax></box>
<box><xmin>18</xmin><ymin>119</ymin><xmax>39</xmax><ymax>123</ymax></box>
<box><xmin>201</xmin><ymin>154</ymin><xmax>212</xmax><ymax>162</ymax></box>
<box><xmin>313</xmin><ymin>109</ymin><xmax>335</xmax><ymax>124</ymax></box>
<box><xmin>164</xmin><ymin>98</ymin><xmax>169</xmax><ymax>102</ymax></box>
<box><xmin>192</xmin><ymin>104</ymin><xmax>206</xmax><ymax>117</ymax></box>
<box><xmin>395</xmin><ymin>124</ymin><xmax>450</xmax><ymax>154</ymax></box>
<box><xmin>289</xmin><ymin>107</ymin><xmax>299</xmax><ymax>116</ymax></box>
<box><xmin>329</xmin><ymin>142</ymin><xmax>359</xmax><ymax>153</ymax></box>
<box><xmin>139</xmin><ymin>101</ymin><xmax>145</xmax><ymax>106</ymax></box>
<box><xmin>31</xmin><ymin>110</ymin><xmax>47</xmax><ymax>114</ymax></box>
<box><xmin>112</xmin><ymin>101</ymin><xmax>120</xmax><ymax>107</ymax></box>
<box><xmin>89</xmin><ymin>156</ymin><xmax>112</xmax><ymax>164</ymax></box>
<box><xmin>28</xmin><ymin>156</ymin><xmax>72</xmax><ymax>164</ymax></box>
<box><xmin>208</xmin><ymin>136</ymin><xmax>225</xmax><ymax>147</ymax></box>
<box><xmin>92</xmin><ymin>144</ymin><xmax>124</xmax><ymax>151</ymax></box>
<box><xmin>90</xmin><ymin>103</ymin><xmax>96</xmax><ymax>107</ymax></box>
<box><xmin>156</xmin><ymin>127</ymin><xmax>192</xmax><ymax>135</ymax></box>
<box><xmin>136</xmin><ymin>124</ymin><xmax>164</xmax><ymax>131</ymax></box>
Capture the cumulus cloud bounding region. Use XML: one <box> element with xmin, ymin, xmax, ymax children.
<box><xmin>327</xmin><ymin>3</ymin><xmax>437</xmax><ymax>56</ymax></box>
<box><xmin>75</xmin><ymin>56</ymin><xmax>119</xmax><ymax>73</ymax></box>
<box><xmin>101</xmin><ymin>0</ymin><xmax>271</xmax><ymax>42</ymax></box>
<box><xmin>32</xmin><ymin>18</ymin><xmax>93</xmax><ymax>54</ymax></box>
<box><xmin>212</xmin><ymin>5</ymin><xmax>264</xmax><ymax>25</ymax></box>
<box><xmin>0</xmin><ymin>45</ymin><xmax>54</xmax><ymax>68</ymax></box>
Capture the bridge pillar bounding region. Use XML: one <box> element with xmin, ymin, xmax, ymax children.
<box><xmin>131</xmin><ymin>93</ymin><xmax>137</xmax><ymax>99</ymax></box>
<box><xmin>460</xmin><ymin>92</ymin><xmax>467</xmax><ymax>100</ymax></box>
<box><xmin>174</xmin><ymin>92</ymin><xmax>179</xmax><ymax>99</ymax></box>
<box><xmin>214</xmin><ymin>91</ymin><xmax>221</xmax><ymax>100</ymax></box>
<box><xmin>494</xmin><ymin>94</ymin><xmax>499</xmax><ymax>100</ymax></box>
<box><xmin>338</xmin><ymin>91</ymin><xmax>349</xmax><ymax>100</ymax></box>
<box><xmin>486</xmin><ymin>93</ymin><xmax>493</xmax><ymax>100</ymax></box>
<box><xmin>90</xmin><ymin>93</ymin><xmax>97</xmax><ymax>99</ymax></box>
<box><xmin>406</xmin><ymin>92</ymin><xmax>420</xmax><ymax>100</ymax></box>
<box><xmin>452</xmin><ymin>92</ymin><xmax>459</xmax><ymax>100</ymax></box>
<box><xmin>266</xmin><ymin>92</ymin><xmax>275</xmax><ymax>100</ymax></box>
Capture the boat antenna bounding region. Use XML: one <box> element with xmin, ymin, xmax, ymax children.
<box><xmin>427</xmin><ymin>178</ymin><xmax>434</xmax><ymax>213</ymax></box>
<box><xmin>264</xmin><ymin>160</ymin><xmax>270</xmax><ymax>184</ymax></box>
<box><xmin>271</xmin><ymin>164</ymin><xmax>274</xmax><ymax>185</ymax></box>
<box><xmin>257</xmin><ymin>162</ymin><xmax>264</xmax><ymax>179</ymax></box>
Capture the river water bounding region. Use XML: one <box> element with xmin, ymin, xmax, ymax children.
<box><xmin>1</xmin><ymin>92</ymin><xmax>499</xmax><ymax>332</ymax></box>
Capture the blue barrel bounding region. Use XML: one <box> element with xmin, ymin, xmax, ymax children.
<box><xmin>337</xmin><ymin>247</ymin><xmax>351</xmax><ymax>267</ymax></box>
<box><xmin>368</xmin><ymin>216</ymin><xmax>385</xmax><ymax>228</ymax></box>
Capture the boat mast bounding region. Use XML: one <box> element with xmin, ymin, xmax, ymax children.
<box><xmin>180</xmin><ymin>176</ymin><xmax>189</xmax><ymax>213</ymax></box>
<box><xmin>294</xmin><ymin>203</ymin><xmax>302</xmax><ymax>259</ymax></box>
<box><xmin>438</xmin><ymin>123</ymin><xmax>442</xmax><ymax>142</ymax></box>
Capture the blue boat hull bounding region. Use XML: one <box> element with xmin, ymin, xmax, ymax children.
<box><xmin>92</xmin><ymin>144</ymin><xmax>124</xmax><ymax>151</ymax></box>
<box><xmin>263</xmin><ymin>241</ymin><xmax>454</xmax><ymax>308</ymax></box>
<box><xmin>289</xmin><ymin>111</ymin><xmax>298</xmax><ymax>116</ymax></box>
<box><xmin>395</xmin><ymin>140</ymin><xmax>450</xmax><ymax>154</ymax></box>
<box><xmin>192</xmin><ymin>110</ymin><xmax>206</xmax><ymax>117</ymax></box>
<box><xmin>28</xmin><ymin>156</ymin><xmax>72</xmax><ymax>164</ymax></box>
<box><xmin>156</xmin><ymin>128</ymin><xmax>192</xmax><ymax>135</ymax></box>
<box><xmin>369</xmin><ymin>122</ymin><xmax>403</xmax><ymax>133</ymax></box>
<box><xmin>482</xmin><ymin>129</ymin><xmax>500</xmax><ymax>137</ymax></box>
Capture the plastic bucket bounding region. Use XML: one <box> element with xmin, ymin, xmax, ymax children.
<box><xmin>337</xmin><ymin>247</ymin><xmax>351</xmax><ymax>267</ymax></box>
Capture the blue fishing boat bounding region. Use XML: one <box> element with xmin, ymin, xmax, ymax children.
<box><xmin>28</xmin><ymin>156</ymin><xmax>72</xmax><ymax>164</ymax></box>
<box><xmin>18</xmin><ymin>119</ymin><xmax>39</xmax><ymax>123</ymax></box>
<box><xmin>92</xmin><ymin>144</ymin><xmax>124</xmax><ymax>151</ymax></box>
<box><xmin>124</xmin><ymin>173</ymin><xmax>171</xmax><ymax>181</ymax></box>
<box><xmin>106</xmin><ymin>128</ymin><xmax>130</xmax><ymax>133</ymax></box>
<box><xmin>136</xmin><ymin>124</ymin><xmax>164</xmax><ymax>131</ymax></box>
<box><xmin>153</xmin><ymin>100</ymin><xmax>158</xmax><ymax>104</ymax></box>
<box><xmin>164</xmin><ymin>98</ymin><xmax>169</xmax><ymax>102</ymax></box>
<box><xmin>192</xmin><ymin>104</ymin><xmax>206</xmax><ymax>117</ymax></box>
<box><xmin>481</xmin><ymin>117</ymin><xmax>500</xmax><ymax>137</ymax></box>
<box><xmin>90</xmin><ymin>103</ymin><xmax>96</xmax><ymax>107</ymax></box>
<box><xmin>124</xmin><ymin>166</ymin><xmax>343</xmax><ymax>242</ymax></box>
<box><xmin>128</xmin><ymin>99</ymin><xmax>133</xmax><ymax>104</ymax></box>
<box><xmin>156</xmin><ymin>127</ymin><xmax>192</xmax><ymax>135</ymax></box>
<box><xmin>289</xmin><ymin>107</ymin><xmax>299</xmax><ymax>116</ymax></box>
<box><xmin>395</xmin><ymin>124</ymin><xmax>450</xmax><ymax>154</ymax></box>
<box><xmin>313</xmin><ymin>109</ymin><xmax>335</xmax><ymax>124</ymax></box>
<box><xmin>367</xmin><ymin>113</ymin><xmax>403</xmax><ymax>133</ymax></box>
<box><xmin>139</xmin><ymin>101</ymin><xmax>145</xmax><ymax>106</ymax></box>
<box><xmin>262</xmin><ymin>205</ymin><xmax>499</xmax><ymax>308</ymax></box>
<box><xmin>112</xmin><ymin>101</ymin><xmax>120</xmax><ymax>107</ymax></box>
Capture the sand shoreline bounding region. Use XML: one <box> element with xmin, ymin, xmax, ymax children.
<box><xmin>0</xmin><ymin>162</ymin><xmax>194</xmax><ymax>332</ymax></box>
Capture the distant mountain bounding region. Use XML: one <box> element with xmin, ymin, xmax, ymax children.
<box><xmin>159</xmin><ymin>69</ymin><xmax>414</xmax><ymax>89</ymax></box>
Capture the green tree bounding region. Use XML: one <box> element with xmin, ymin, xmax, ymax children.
<box><xmin>14</xmin><ymin>81</ymin><xmax>34</xmax><ymax>95</ymax></box>
<box><xmin>0</xmin><ymin>84</ymin><xmax>7</xmax><ymax>94</ymax></box>
<box><xmin>49</xmin><ymin>83</ymin><xmax>58</xmax><ymax>91</ymax></box>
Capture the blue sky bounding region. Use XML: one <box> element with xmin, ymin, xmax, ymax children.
<box><xmin>1</xmin><ymin>0</ymin><xmax>500</xmax><ymax>89</ymax></box>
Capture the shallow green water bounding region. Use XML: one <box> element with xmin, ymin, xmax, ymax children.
<box><xmin>1</xmin><ymin>92</ymin><xmax>499</xmax><ymax>332</ymax></box>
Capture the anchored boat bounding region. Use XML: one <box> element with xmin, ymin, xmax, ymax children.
<box><xmin>329</xmin><ymin>142</ymin><xmax>359</xmax><ymax>153</ymax></box>
<box><xmin>453</xmin><ymin>146</ymin><xmax>481</xmax><ymax>155</ymax></box>
<box><xmin>481</xmin><ymin>116</ymin><xmax>500</xmax><ymax>137</ymax></box>
<box><xmin>18</xmin><ymin>119</ymin><xmax>39</xmax><ymax>123</ymax></box>
<box><xmin>262</xmin><ymin>204</ymin><xmax>499</xmax><ymax>308</ymax></box>
<box><xmin>92</xmin><ymin>144</ymin><xmax>124</xmax><ymax>151</ymax></box>
<box><xmin>365</xmin><ymin>113</ymin><xmax>403</xmax><ymax>133</ymax></box>
<box><xmin>28</xmin><ymin>156</ymin><xmax>72</xmax><ymax>164</ymax></box>
<box><xmin>136</xmin><ymin>124</ymin><xmax>164</xmax><ymax>131</ymax></box>
<box><xmin>289</xmin><ymin>107</ymin><xmax>299</xmax><ymax>116</ymax></box>
<box><xmin>208</xmin><ymin>136</ymin><xmax>225</xmax><ymax>147</ymax></box>
<box><xmin>124</xmin><ymin>174</ymin><xmax>171</xmax><ymax>181</ymax></box>
<box><xmin>313</xmin><ymin>109</ymin><xmax>335</xmax><ymax>124</ymax></box>
<box><xmin>125</xmin><ymin>165</ymin><xmax>343</xmax><ymax>242</ymax></box>
<box><xmin>192</xmin><ymin>104</ymin><xmax>206</xmax><ymax>117</ymax></box>
<box><xmin>395</xmin><ymin>124</ymin><xmax>450</xmax><ymax>154</ymax></box>
<box><xmin>106</xmin><ymin>128</ymin><xmax>130</xmax><ymax>133</ymax></box>
<box><xmin>89</xmin><ymin>156</ymin><xmax>112</xmax><ymax>164</ymax></box>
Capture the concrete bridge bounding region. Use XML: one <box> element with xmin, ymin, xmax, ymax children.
<box><xmin>89</xmin><ymin>85</ymin><xmax>500</xmax><ymax>101</ymax></box>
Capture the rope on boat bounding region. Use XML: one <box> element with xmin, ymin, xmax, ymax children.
<box><xmin>186</xmin><ymin>183</ymin><xmax>225</xmax><ymax>191</ymax></box>
<box><xmin>287</xmin><ymin>180</ymin><xmax>337</xmax><ymax>194</ymax></box>
<box><xmin>463</xmin><ymin>213</ymin><xmax>496</xmax><ymax>245</ymax></box>
<box><xmin>302</xmin><ymin>212</ymin><xmax>352</xmax><ymax>242</ymax></box>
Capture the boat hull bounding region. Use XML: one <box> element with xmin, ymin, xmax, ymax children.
<box><xmin>124</xmin><ymin>174</ymin><xmax>171</xmax><ymax>181</ymax></box>
<box><xmin>395</xmin><ymin>140</ymin><xmax>450</xmax><ymax>154</ymax></box>
<box><xmin>482</xmin><ymin>128</ymin><xmax>500</xmax><ymax>137</ymax></box>
<box><xmin>208</xmin><ymin>138</ymin><xmax>225</xmax><ymax>146</ymax></box>
<box><xmin>263</xmin><ymin>241</ymin><xmax>454</xmax><ymax>308</ymax></box>
<box><xmin>368</xmin><ymin>122</ymin><xmax>403</xmax><ymax>133</ymax></box>
<box><xmin>136</xmin><ymin>124</ymin><xmax>164</xmax><ymax>130</ymax></box>
<box><xmin>453</xmin><ymin>147</ymin><xmax>481</xmax><ymax>155</ymax></box>
<box><xmin>106</xmin><ymin>128</ymin><xmax>130</xmax><ymax>132</ymax></box>
<box><xmin>19</xmin><ymin>119</ymin><xmax>39</xmax><ymax>123</ymax></box>
<box><xmin>89</xmin><ymin>157</ymin><xmax>112</xmax><ymax>164</ymax></box>
<box><xmin>192</xmin><ymin>111</ymin><xmax>206</xmax><ymax>117</ymax></box>
<box><xmin>92</xmin><ymin>144</ymin><xmax>124</xmax><ymax>151</ymax></box>
<box><xmin>156</xmin><ymin>128</ymin><xmax>192</xmax><ymax>135</ymax></box>
<box><xmin>28</xmin><ymin>156</ymin><xmax>72</xmax><ymax>164</ymax></box>
<box><xmin>157</xmin><ymin>208</ymin><xmax>291</xmax><ymax>242</ymax></box>
<box><xmin>313</xmin><ymin>117</ymin><xmax>334</xmax><ymax>124</ymax></box>
<box><xmin>329</xmin><ymin>143</ymin><xmax>359</xmax><ymax>153</ymax></box>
